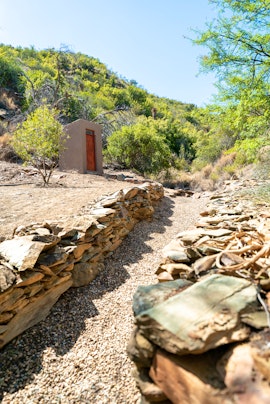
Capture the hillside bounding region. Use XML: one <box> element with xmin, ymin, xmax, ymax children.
<box><xmin>1</xmin><ymin>44</ymin><xmax>268</xmax><ymax>183</ymax></box>
<box><xmin>0</xmin><ymin>44</ymin><xmax>196</xmax><ymax>129</ymax></box>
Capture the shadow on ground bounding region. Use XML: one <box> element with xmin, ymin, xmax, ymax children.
<box><xmin>0</xmin><ymin>196</ymin><xmax>175</xmax><ymax>400</ymax></box>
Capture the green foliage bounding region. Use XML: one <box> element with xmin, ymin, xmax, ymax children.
<box><xmin>0</xmin><ymin>55</ymin><xmax>25</xmax><ymax>95</ymax></box>
<box><xmin>195</xmin><ymin>0</ymin><xmax>270</xmax><ymax>83</ymax></box>
<box><xmin>12</xmin><ymin>105</ymin><xmax>66</xmax><ymax>185</ymax></box>
<box><xmin>191</xmin><ymin>0</ymin><xmax>270</xmax><ymax>171</ymax></box>
<box><xmin>105</xmin><ymin>117</ymin><xmax>172</xmax><ymax>175</ymax></box>
<box><xmin>1</xmin><ymin>44</ymin><xmax>217</xmax><ymax>175</ymax></box>
<box><xmin>0</xmin><ymin>44</ymin><xmax>197</xmax><ymax>123</ymax></box>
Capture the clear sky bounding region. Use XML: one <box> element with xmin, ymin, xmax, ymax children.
<box><xmin>0</xmin><ymin>0</ymin><xmax>219</xmax><ymax>106</ymax></box>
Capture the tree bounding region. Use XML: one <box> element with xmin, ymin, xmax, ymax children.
<box><xmin>12</xmin><ymin>105</ymin><xmax>66</xmax><ymax>185</ymax></box>
<box><xmin>195</xmin><ymin>1</ymin><xmax>270</xmax><ymax>86</ymax></box>
<box><xmin>193</xmin><ymin>0</ymin><xmax>270</xmax><ymax>163</ymax></box>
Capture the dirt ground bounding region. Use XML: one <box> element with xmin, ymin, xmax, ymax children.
<box><xmin>0</xmin><ymin>161</ymin><xmax>150</xmax><ymax>240</ymax></box>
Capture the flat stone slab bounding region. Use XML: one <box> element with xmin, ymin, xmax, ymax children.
<box><xmin>0</xmin><ymin>237</ymin><xmax>47</xmax><ymax>271</ymax></box>
<box><xmin>136</xmin><ymin>274</ymin><xmax>258</xmax><ymax>355</ymax></box>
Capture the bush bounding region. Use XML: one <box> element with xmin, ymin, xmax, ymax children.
<box><xmin>0</xmin><ymin>56</ymin><xmax>25</xmax><ymax>94</ymax></box>
<box><xmin>12</xmin><ymin>105</ymin><xmax>66</xmax><ymax>185</ymax></box>
<box><xmin>105</xmin><ymin>118</ymin><xmax>172</xmax><ymax>175</ymax></box>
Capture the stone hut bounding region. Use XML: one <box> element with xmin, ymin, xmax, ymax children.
<box><xmin>59</xmin><ymin>119</ymin><xmax>103</xmax><ymax>174</ymax></box>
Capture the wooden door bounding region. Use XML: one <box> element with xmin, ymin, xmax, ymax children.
<box><xmin>86</xmin><ymin>129</ymin><xmax>96</xmax><ymax>171</ymax></box>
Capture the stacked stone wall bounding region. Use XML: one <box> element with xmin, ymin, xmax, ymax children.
<box><xmin>128</xmin><ymin>190</ymin><xmax>270</xmax><ymax>403</ymax></box>
<box><xmin>0</xmin><ymin>182</ymin><xmax>164</xmax><ymax>349</ymax></box>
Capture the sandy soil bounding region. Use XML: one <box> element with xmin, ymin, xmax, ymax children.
<box><xmin>0</xmin><ymin>161</ymin><xmax>149</xmax><ymax>240</ymax></box>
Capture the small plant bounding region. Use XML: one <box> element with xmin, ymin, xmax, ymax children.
<box><xmin>12</xmin><ymin>105</ymin><xmax>67</xmax><ymax>185</ymax></box>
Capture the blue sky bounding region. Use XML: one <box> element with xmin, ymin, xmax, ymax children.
<box><xmin>0</xmin><ymin>0</ymin><xmax>219</xmax><ymax>106</ymax></box>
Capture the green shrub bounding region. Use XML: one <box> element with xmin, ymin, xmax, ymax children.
<box><xmin>12</xmin><ymin>105</ymin><xmax>66</xmax><ymax>185</ymax></box>
<box><xmin>105</xmin><ymin>118</ymin><xmax>172</xmax><ymax>175</ymax></box>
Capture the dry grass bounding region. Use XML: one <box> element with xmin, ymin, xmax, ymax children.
<box><xmin>0</xmin><ymin>134</ymin><xmax>18</xmax><ymax>162</ymax></box>
<box><xmin>152</xmin><ymin>153</ymin><xmax>239</xmax><ymax>192</ymax></box>
<box><xmin>0</xmin><ymin>133</ymin><xmax>11</xmax><ymax>146</ymax></box>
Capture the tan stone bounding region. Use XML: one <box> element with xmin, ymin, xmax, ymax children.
<box><xmin>58</xmin><ymin>215</ymin><xmax>98</xmax><ymax>238</ymax></box>
<box><xmin>72</xmin><ymin>262</ymin><xmax>100</xmax><ymax>287</ymax></box>
<box><xmin>43</xmin><ymin>273</ymin><xmax>72</xmax><ymax>289</ymax></box>
<box><xmin>127</xmin><ymin>328</ymin><xmax>156</xmax><ymax>368</ymax></box>
<box><xmin>0</xmin><ymin>288</ymin><xmax>25</xmax><ymax>314</ymax></box>
<box><xmin>158</xmin><ymin>263</ymin><xmax>192</xmax><ymax>276</ymax></box>
<box><xmin>15</xmin><ymin>271</ymin><xmax>44</xmax><ymax>287</ymax></box>
<box><xmin>8</xmin><ymin>297</ymin><xmax>29</xmax><ymax>312</ymax></box>
<box><xmin>150</xmin><ymin>349</ymin><xmax>224</xmax><ymax>404</ymax></box>
<box><xmin>0</xmin><ymin>324</ymin><xmax>8</xmax><ymax>334</ymax></box>
<box><xmin>0</xmin><ymin>311</ymin><xmax>14</xmax><ymax>324</ymax></box>
<box><xmin>157</xmin><ymin>272</ymin><xmax>174</xmax><ymax>282</ymax></box>
<box><xmin>219</xmin><ymin>343</ymin><xmax>270</xmax><ymax>402</ymax></box>
<box><xmin>0</xmin><ymin>237</ymin><xmax>46</xmax><ymax>271</ymax></box>
<box><xmin>0</xmin><ymin>264</ymin><xmax>16</xmax><ymax>292</ymax></box>
<box><xmin>132</xmin><ymin>368</ymin><xmax>168</xmax><ymax>402</ymax></box>
<box><xmin>123</xmin><ymin>187</ymin><xmax>140</xmax><ymax>200</ymax></box>
<box><xmin>38</xmin><ymin>264</ymin><xmax>55</xmax><ymax>276</ymax></box>
<box><xmin>250</xmin><ymin>330</ymin><xmax>270</xmax><ymax>383</ymax></box>
<box><xmin>24</xmin><ymin>283</ymin><xmax>44</xmax><ymax>297</ymax></box>
<box><xmin>0</xmin><ymin>278</ymin><xmax>72</xmax><ymax>348</ymax></box>
<box><xmin>49</xmin><ymin>260</ymin><xmax>75</xmax><ymax>275</ymax></box>
<box><xmin>73</xmin><ymin>243</ymin><xmax>92</xmax><ymax>259</ymax></box>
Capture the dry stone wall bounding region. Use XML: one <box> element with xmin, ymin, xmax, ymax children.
<box><xmin>128</xmin><ymin>187</ymin><xmax>270</xmax><ymax>403</ymax></box>
<box><xmin>0</xmin><ymin>182</ymin><xmax>164</xmax><ymax>349</ymax></box>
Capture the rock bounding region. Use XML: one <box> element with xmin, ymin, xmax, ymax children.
<box><xmin>0</xmin><ymin>237</ymin><xmax>46</xmax><ymax>271</ymax></box>
<box><xmin>0</xmin><ymin>278</ymin><xmax>72</xmax><ymax>349</ymax></box>
<box><xmin>156</xmin><ymin>263</ymin><xmax>193</xmax><ymax>276</ymax></box>
<box><xmin>72</xmin><ymin>262</ymin><xmax>101</xmax><ymax>287</ymax></box>
<box><xmin>0</xmin><ymin>311</ymin><xmax>14</xmax><ymax>324</ymax></box>
<box><xmin>0</xmin><ymin>182</ymin><xmax>164</xmax><ymax>348</ymax></box>
<box><xmin>37</xmin><ymin>245</ymin><xmax>68</xmax><ymax>267</ymax></box>
<box><xmin>57</xmin><ymin>216</ymin><xmax>99</xmax><ymax>239</ymax></box>
<box><xmin>176</xmin><ymin>229</ymin><xmax>205</xmax><ymax>245</ymax></box>
<box><xmin>162</xmin><ymin>249</ymin><xmax>189</xmax><ymax>263</ymax></box>
<box><xmin>132</xmin><ymin>206</ymin><xmax>154</xmax><ymax>220</ymax></box>
<box><xmin>149</xmin><ymin>349</ymin><xmax>225</xmax><ymax>404</ymax></box>
<box><xmin>250</xmin><ymin>329</ymin><xmax>270</xmax><ymax>383</ymax></box>
<box><xmin>218</xmin><ymin>343</ymin><xmax>270</xmax><ymax>403</ymax></box>
<box><xmin>136</xmin><ymin>274</ymin><xmax>257</xmax><ymax>355</ymax></box>
<box><xmin>156</xmin><ymin>272</ymin><xmax>174</xmax><ymax>282</ymax></box>
<box><xmin>132</xmin><ymin>367</ymin><xmax>169</xmax><ymax>402</ymax></box>
<box><xmin>0</xmin><ymin>288</ymin><xmax>25</xmax><ymax>314</ymax></box>
<box><xmin>73</xmin><ymin>242</ymin><xmax>92</xmax><ymax>259</ymax></box>
<box><xmin>241</xmin><ymin>311</ymin><xmax>268</xmax><ymax>329</ymax></box>
<box><xmin>127</xmin><ymin>328</ymin><xmax>156</xmax><ymax>368</ymax></box>
<box><xmin>0</xmin><ymin>264</ymin><xmax>16</xmax><ymax>292</ymax></box>
<box><xmin>132</xmin><ymin>279</ymin><xmax>192</xmax><ymax>317</ymax></box>
<box><xmin>123</xmin><ymin>187</ymin><xmax>140</xmax><ymax>200</ymax></box>
<box><xmin>192</xmin><ymin>255</ymin><xmax>217</xmax><ymax>274</ymax></box>
<box><xmin>91</xmin><ymin>207</ymin><xmax>116</xmax><ymax>222</ymax></box>
<box><xmin>15</xmin><ymin>270</ymin><xmax>44</xmax><ymax>287</ymax></box>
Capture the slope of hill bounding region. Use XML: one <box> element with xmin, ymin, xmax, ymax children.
<box><xmin>0</xmin><ymin>44</ymin><xmax>196</xmax><ymax>128</ymax></box>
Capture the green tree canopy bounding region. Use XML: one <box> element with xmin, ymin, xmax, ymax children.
<box><xmin>193</xmin><ymin>0</ymin><xmax>270</xmax><ymax>164</ymax></box>
<box><xmin>195</xmin><ymin>0</ymin><xmax>270</xmax><ymax>87</ymax></box>
<box><xmin>12</xmin><ymin>105</ymin><xmax>66</xmax><ymax>185</ymax></box>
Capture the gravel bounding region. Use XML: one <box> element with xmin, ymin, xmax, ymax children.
<box><xmin>0</xmin><ymin>192</ymin><xmax>209</xmax><ymax>403</ymax></box>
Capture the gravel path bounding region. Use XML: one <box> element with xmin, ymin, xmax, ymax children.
<box><xmin>0</xmin><ymin>193</ymin><xmax>209</xmax><ymax>403</ymax></box>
